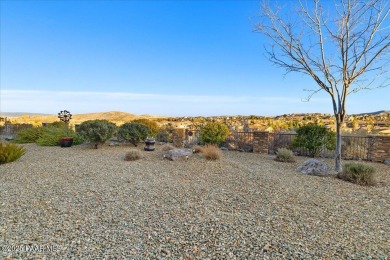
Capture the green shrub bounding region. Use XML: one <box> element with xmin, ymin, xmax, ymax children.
<box><xmin>13</xmin><ymin>127</ymin><xmax>46</xmax><ymax>143</ymax></box>
<box><xmin>77</xmin><ymin>120</ymin><xmax>117</xmax><ymax>148</ymax></box>
<box><xmin>132</xmin><ymin>119</ymin><xmax>159</xmax><ymax>137</ymax></box>
<box><xmin>36</xmin><ymin>127</ymin><xmax>83</xmax><ymax>146</ymax></box>
<box><xmin>117</xmin><ymin>123</ymin><xmax>150</xmax><ymax>146</ymax></box>
<box><xmin>292</xmin><ymin>124</ymin><xmax>336</xmax><ymax>157</ymax></box>
<box><xmin>124</xmin><ymin>149</ymin><xmax>142</xmax><ymax>161</ymax></box>
<box><xmin>200</xmin><ymin>122</ymin><xmax>229</xmax><ymax>145</ymax></box>
<box><xmin>275</xmin><ymin>148</ymin><xmax>295</xmax><ymax>163</ymax></box>
<box><xmin>0</xmin><ymin>143</ymin><xmax>25</xmax><ymax>164</ymax></box>
<box><xmin>50</xmin><ymin>121</ymin><xmax>68</xmax><ymax>128</ymax></box>
<box><xmin>337</xmin><ymin>162</ymin><xmax>376</xmax><ymax>186</ymax></box>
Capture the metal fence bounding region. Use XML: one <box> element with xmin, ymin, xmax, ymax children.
<box><xmin>269</xmin><ymin>132</ymin><xmax>373</xmax><ymax>160</ymax></box>
<box><xmin>184</xmin><ymin>130</ymin><xmax>254</xmax><ymax>152</ymax></box>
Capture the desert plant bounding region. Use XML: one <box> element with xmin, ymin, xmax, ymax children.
<box><xmin>201</xmin><ymin>144</ymin><xmax>222</xmax><ymax>160</ymax></box>
<box><xmin>275</xmin><ymin>148</ymin><xmax>296</xmax><ymax>163</ymax></box>
<box><xmin>77</xmin><ymin>120</ymin><xmax>117</xmax><ymax>148</ymax></box>
<box><xmin>36</xmin><ymin>127</ymin><xmax>83</xmax><ymax>146</ymax></box>
<box><xmin>117</xmin><ymin>123</ymin><xmax>150</xmax><ymax>146</ymax></box>
<box><xmin>192</xmin><ymin>145</ymin><xmax>204</xmax><ymax>154</ymax></box>
<box><xmin>124</xmin><ymin>149</ymin><xmax>142</xmax><ymax>161</ymax></box>
<box><xmin>13</xmin><ymin>127</ymin><xmax>46</xmax><ymax>143</ymax></box>
<box><xmin>161</xmin><ymin>144</ymin><xmax>175</xmax><ymax>151</ymax></box>
<box><xmin>0</xmin><ymin>143</ymin><xmax>26</xmax><ymax>164</ymax></box>
<box><xmin>292</xmin><ymin>124</ymin><xmax>336</xmax><ymax>157</ymax></box>
<box><xmin>132</xmin><ymin>119</ymin><xmax>159</xmax><ymax>137</ymax></box>
<box><xmin>200</xmin><ymin>122</ymin><xmax>229</xmax><ymax>145</ymax></box>
<box><xmin>337</xmin><ymin>162</ymin><xmax>376</xmax><ymax>186</ymax></box>
<box><xmin>156</xmin><ymin>126</ymin><xmax>174</xmax><ymax>143</ymax></box>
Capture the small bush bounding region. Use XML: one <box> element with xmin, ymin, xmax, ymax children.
<box><xmin>337</xmin><ymin>162</ymin><xmax>376</xmax><ymax>186</ymax></box>
<box><xmin>132</xmin><ymin>119</ymin><xmax>159</xmax><ymax>137</ymax></box>
<box><xmin>78</xmin><ymin>120</ymin><xmax>117</xmax><ymax>148</ymax></box>
<box><xmin>124</xmin><ymin>149</ymin><xmax>142</xmax><ymax>161</ymax></box>
<box><xmin>13</xmin><ymin>127</ymin><xmax>46</xmax><ymax>143</ymax></box>
<box><xmin>275</xmin><ymin>148</ymin><xmax>296</xmax><ymax>163</ymax></box>
<box><xmin>36</xmin><ymin>127</ymin><xmax>83</xmax><ymax>146</ymax></box>
<box><xmin>292</xmin><ymin>124</ymin><xmax>336</xmax><ymax>157</ymax></box>
<box><xmin>161</xmin><ymin>144</ymin><xmax>175</xmax><ymax>151</ymax></box>
<box><xmin>201</xmin><ymin>144</ymin><xmax>222</xmax><ymax>160</ymax></box>
<box><xmin>200</xmin><ymin>122</ymin><xmax>230</xmax><ymax>145</ymax></box>
<box><xmin>0</xmin><ymin>143</ymin><xmax>25</xmax><ymax>164</ymax></box>
<box><xmin>117</xmin><ymin>123</ymin><xmax>150</xmax><ymax>146</ymax></box>
<box><xmin>192</xmin><ymin>145</ymin><xmax>204</xmax><ymax>154</ymax></box>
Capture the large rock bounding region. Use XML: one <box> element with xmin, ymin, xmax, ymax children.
<box><xmin>297</xmin><ymin>159</ymin><xmax>330</xmax><ymax>176</ymax></box>
<box><xmin>384</xmin><ymin>159</ymin><xmax>390</xmax><ymax>166</ymax></box>
<box><xmin>164</xmin><ymin>149</ymin><xmax>193</xmax><ymax>161</ymax></box>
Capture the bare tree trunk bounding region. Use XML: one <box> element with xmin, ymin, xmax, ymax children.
<box><xmin>335</xmin><ymin>118</ymin><xmax>342</xmax><ymax>173</ymax></box>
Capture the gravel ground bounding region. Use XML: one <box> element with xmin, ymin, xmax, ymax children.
<box><xmin>1</xmin><ymin>143</ymin><xmax>389</xmax><ymax>259</ymax></box>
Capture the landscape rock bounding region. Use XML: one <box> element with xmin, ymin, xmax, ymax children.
<box><xmin>384</xmin><ymin>159</ymin><xmax>390</xmax><ymax>166</ymax></box>
<box><xmin>297</xmin><ymin>159</ymin><xmax>330</xmax><ymax>176</ymax></box>
<box><xmin>164</xmin><ymin>148</ymin><xmax>193</xmax><ymax>161</ymax></box>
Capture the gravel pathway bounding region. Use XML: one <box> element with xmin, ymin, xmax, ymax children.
<box><xmin>1</xmin><ymin>143</ymin><xmax>389</xmax><ymax>259</ymax></box>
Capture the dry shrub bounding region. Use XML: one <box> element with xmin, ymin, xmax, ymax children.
<box><xmin>192</xmin><ymin>145</ymin><xmax>204</xmax><ymax>154</ymax></box>
<box><xmin>337</xmin><ymin>162</ymin><xmax>376</xmax><ymax>186</ymax></box>
<box><xmin>161</xmin><ymin>144</ymin><xmax>175</xmax><ymax>151</ymax></box>
<box><xmin>275</xmin><ymin>148</ymin><xmax>295</xmax><ymax>163</ymax></box>
<box><xmin>201</xmin><ymin>145</ymin><xmax>221</xmax><ymax>160</ymax></box>
<box><xmin>124</xmin><ymin>149</ymin><xmax>142</xmax><ymax>161</ymax></box>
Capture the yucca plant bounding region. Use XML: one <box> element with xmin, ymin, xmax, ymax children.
<box><xmin>0</xmin><ymin>143</ymin><xmax>26</xmax><ymax>164</ymax></box>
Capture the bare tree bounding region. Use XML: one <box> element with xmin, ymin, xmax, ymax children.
<box><xmin>256</xmin><ymin>0</ymin><xmax>390</xmax><ymax>172</ymax></box>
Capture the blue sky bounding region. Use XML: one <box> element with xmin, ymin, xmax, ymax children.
<box><xmin>1</xmin><ymin>0</ymin><xmax>389</xmax><ymax>116</ymax></box>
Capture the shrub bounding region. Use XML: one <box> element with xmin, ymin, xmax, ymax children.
<box><xmin>124</xmin><ymin>149</ymin><xmax>142</xmax><ymax>161</ymax></box>
<box><xmin>156</xmin><ymin>127</ymin><xmax>173</xmax><ymax>143</ymax></box>
<box><xmin>275</xmin><ymin>148</ymin><xmax>295</xmax><ymax>163</ymax></box>
<box><xmin>201</xmin><ymin>144</ymin><xmax>222</xmax><ymax>160</ymax></box>
<box><xmin>192</xmin><ymin>145</ymin><xmax>204</xmax><ymax>154</ymax></box>
<box><xmin>292</xmin><ymin>124</ymin><xmax>336</xmax><ymax>157</ymax></box>
<box><xmin>117</xmin><ymin>123</ymin><xmax>150</xmax><ymax>146</ymax></box>
<box><xmin>36</xmin><ymin>127</ymin><xmax>83</xmax><ymax>146</ymax></box>
<box><xmin>77</xmin><ymin>120</ymin><xmax>117</xmax><ymax>148</ymax></box>
<box><xmin>50</xmin><ymin>121</ymin><xmax>68</xmax><ymax>128</ymax></box>
<box><xmin>337</xmin><ymin>162</ymin><xmax>376</xmax><ymax>186</ymax></box>
<box><xmin>132</xmin><ymin>119</ymin><xmax>159</xmax><ymax>137</ymax></box>
<box><xmin>161</xmin><ymin>144</ymin><xmax>175</xmax><ymax>151</ymax></box>
<box><xmin>200</xmin><ymin>122</ymin><xmax>229</xmax><ymax>145</ymax></box>
<box><xmin>13</xmin><ymin>127</ymin><xmax>46</xmax><ymax>143</ymax></box>
<box><xmin>0</xmin><ymin>143</ymin><xmax>25</xmax><ymax>164</ymax></box>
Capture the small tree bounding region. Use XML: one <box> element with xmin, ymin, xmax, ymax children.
<box><xmin>78</xmin><ymin>120</ymin><xmax>117</xmax><ymax>148</ymax></box>
<box><xmin>256</xmin><ymin>0</ymin><xmax>390</xmax><ymax>172</ymax></box>
<box><xmin>293</xmin><ymin>124</ymin><xmax>336</xmax><ymax>157</ymax></box>
<box><xmin>132</xmin><ymin>119</ymin><xmax>159</xmax><ymax>137</ymax></box>
<box><xmin>200</xmin><ymin>122</ymin><xmax>230</xmax><ymax>145</ymax></box>
<box><xmin>117</xmin><ymin>123</ymin><xmax>150</xmax><ymax>146</ymax></box>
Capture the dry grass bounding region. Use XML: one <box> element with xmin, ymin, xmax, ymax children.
<box><xmin>161</xmin><ymin>144</ymin><xmax>175</xmax><ymax>151</ymax></box>
<box><xmin>201</xmin><ymin>144</ymin><xmax>221</xmax><ymax>160</ymax></box>
<box><xmin>275</xmin><ymin>148</ymin><xmax>296</xmax><ymax>163</ymax></box>
<box><xmin>124</xmin><ymin>149</ymin><xmax>142</xmax><ymax>161</ymax></box>
<box><xmin>337</xmin><ymin>162</ymin><xmax>376</xmax><ymax>186</ymax></box>
<box><xmin>192</xmin><ymin>145</ymin><xmax>204</xmax><ymax>154</ymax></box>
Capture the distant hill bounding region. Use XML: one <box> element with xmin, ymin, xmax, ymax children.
<box><xmin>1</xmin><ymin>111</ymin><xmax>164</xmax><ymax>125</ymax></box>
<box><xmin>353</xmin><ymin>110</ymin><xmax>390</xmax><ymax>116</ymax></box>
<box><xmin>0</xmin><ymin>112</ymin><xmax>51</xmax><ymax>117</ymax></box>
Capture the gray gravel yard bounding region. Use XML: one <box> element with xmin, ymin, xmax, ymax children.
<box><xmin>1</xmin><ymin>143</ymin><xmax>389</xmax><ymax>259</ymax></box>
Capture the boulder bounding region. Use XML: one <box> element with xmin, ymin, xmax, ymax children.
<box><xmin>297</xmin><ymin>159</ymin><xmax>330</xmax><ymax>176</ymax></box>
<box><xmin>164</xmin><ymin>149</ymin><xmax>193</xmax><ymax>161</ymax></box>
